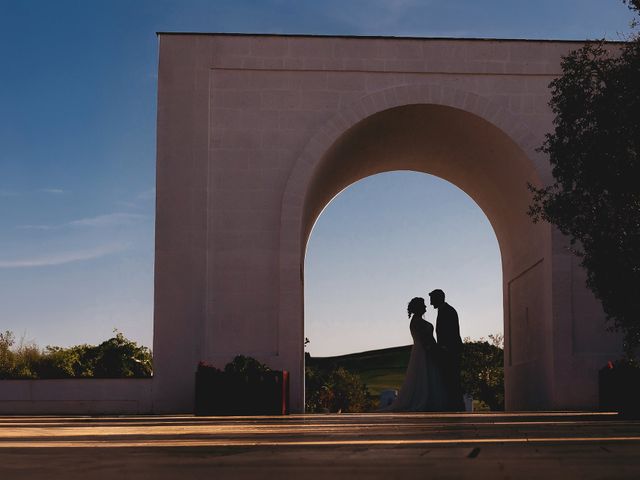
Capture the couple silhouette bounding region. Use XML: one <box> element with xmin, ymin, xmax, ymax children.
<box><xmin>382</xmin><ymin>289</ymin><xmax>465</xmax><ymax>412</ymax></box>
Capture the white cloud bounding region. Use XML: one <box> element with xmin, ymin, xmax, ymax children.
<box><xmin>68</xmin><ymin>212</ymin><xmax>147</xmax><ymax>228</ymax></box>
<box><xmin>0</xmin><ymin>243</ymin><xmax>127</xmax><ymax>268</ymax></box>
<box><xmin>16</xmin><ymin>224</ymin><xmax>54</xmax><ymax>231</ymax></box>
<box><xmin>17</xmin><ymin>212</ymin><xmax>147</xmax><ymax>230</ymax></box>
<box><xmin>137</xmin><ymin>188</ymin><xmax>156</xmax><ymax>201</ymax></box>
<box><xmin>112</xmin><ymin>188</ymin><xmax>155</xmax><ymax>210</ymax></box>
<box><xmin>380</xmin><ymin>0</ymin><xmax>420</xmax><ymax>10</ymax></box>
<box><xmin>115</xmin><ymin>200</ymin><xmax>138</xmax><ymax>209</ymax></box>
<box><xmin>325</xmin><ymin>0</ymin><xmax>444</xmax><ymax>37</ymax></box>
<box><xmin>40</xmin><ymin>188</ymin><xmax>65</xmax><ymax>195</ymax></box>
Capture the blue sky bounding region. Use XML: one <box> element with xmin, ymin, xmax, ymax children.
<box><xmin>305</xmin><ymin>172</ymin><xmax>503</xmax><ymax>356</ymax></box>
<box><xmin>0</xmin><ymin>1</ymin><xmax>635</xmax><ymax>354</ymax></box>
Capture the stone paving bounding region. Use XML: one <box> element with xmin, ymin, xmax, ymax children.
<box><xmin>0</xmin><ymin>412</ymin><xmax>639</xmax><ymax>479</ymax></box>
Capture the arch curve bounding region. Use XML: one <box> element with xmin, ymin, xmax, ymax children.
<box><xmin>277</xmin><ymin>85</ymin><xmax>553</xmax><ymax>413</ymax></box>
<box><xmin>280</xmin><ymin>83</ymin><xmax>544</xmax><ymax>242</ymax></box>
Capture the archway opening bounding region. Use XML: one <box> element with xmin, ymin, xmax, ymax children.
<box><xmin>304</xmin><ymin>170</ymin><xmax>503</xmax><ymax>411</ymax></box>
<box><xmin>292</xmin><ymin>103</ymin><xmax>551</xmax><ymax>412</ymax></box>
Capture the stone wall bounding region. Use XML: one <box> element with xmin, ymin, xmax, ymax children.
<box><xmin>0</xmin><ymin>379</ymin><xmax>153</xmax><ymax>415</ymax></box>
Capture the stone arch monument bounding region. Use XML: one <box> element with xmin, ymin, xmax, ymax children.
<box><xmin>154</xmin><ymin>33</ymin><xmax>621</xmax><ymax>413</ymax></box>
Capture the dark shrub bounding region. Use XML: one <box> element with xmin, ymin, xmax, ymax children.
<box><xmin>195</xmin><ymin>357</ymin><xmax>289</xmax><ymax>415</ymax></box>
<box><xmin>224</xmin><ymin>355</ymin><xmax>271</xmax><ymax>376</ymax></box>
<box><xmin>306</xmin><ymin>365</ymin><xmax>373</xmax><ymax>413</ymax></box>
<box><xmin>461</xmin><ymin>339</ymin><xmax>504</xmax><ymax>411</ymax></box>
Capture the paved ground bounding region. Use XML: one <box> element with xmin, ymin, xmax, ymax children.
<box><xmin>1</xmin><ymin>412</ymin><xmax>639</xmax><ymax>479</ymax></box>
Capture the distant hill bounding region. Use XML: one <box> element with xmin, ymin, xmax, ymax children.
<box><xmin>306</xmin><ymin>345</ymin><xmax>411</xmax><ymax>397</ymax></box>
<box><xmin>307</xmin><ymin>340</ymin><xmax>505</xmax><ymax>411</ymax></box>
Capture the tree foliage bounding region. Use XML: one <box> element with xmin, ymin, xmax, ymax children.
<box><xmin>0</xmin><ymin>330</ymin><xmax>152</xmax><ymax>379</ymax></box>
<box><xmin>529</xmin><ymin>2</ymin><xmax>640</xmax><ymax>356</ymax></box>
<box><xmin>305</xmin><ymin>365</ymin><xmax>373</xmax><ymax>413</ymax></box>
<box><xmin>461</xmin><ymin>336</ymin><xmax>504</xmax><ymax>411</ymax></box>
<box><xmin>223</xmin><ymin>355</ymin><xmax>272</xmax><ymax>376</ymax></box>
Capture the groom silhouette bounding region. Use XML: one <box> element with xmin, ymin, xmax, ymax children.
<box><xmin>429</xmin><ymin>289</ymin><xmax>465</xmax><ymax>411</ymax></box>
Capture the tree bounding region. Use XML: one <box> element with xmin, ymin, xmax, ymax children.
<box><xmin>529</xmin><ymin>1</ymin><xmax>640</xmax><ymax>357</ymax></box>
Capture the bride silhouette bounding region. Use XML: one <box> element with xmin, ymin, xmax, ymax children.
<box><xmin>381</xmin><ymin>297</ymin><xmax>446</xmax><ymax>412</ymax></box>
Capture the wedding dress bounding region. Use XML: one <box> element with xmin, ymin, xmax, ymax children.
<box><xmin>382</xmin><ymin>316</ymin><xmax>446</xmax><ymax>412</ymax></box>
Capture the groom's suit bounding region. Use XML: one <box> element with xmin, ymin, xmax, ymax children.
<box><xmin>435</xmin><ymin>302</ymin><xmax>465</xmax><ymax>411</ymax></box>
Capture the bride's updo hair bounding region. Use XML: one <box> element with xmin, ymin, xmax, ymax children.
<box><xmin>407</xmin><ymin>297</ymin><xmax>426</xmax><ymax>318</ymax></box>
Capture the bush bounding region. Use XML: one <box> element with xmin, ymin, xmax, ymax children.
<box><xmin>0</xmin><ymin>331</ymin><xmax>41</xmax><ymax>379</ymax></box>
<box><xmin>91</xmin><ymin>332</ymin><xmax>152</xmax><ymax>378</ymax></box>
<box><xmin>196</xmin><ymin>356</ymin><xmax>288</xmax><ymax>415</ymax></box>
<box><xmin>306</xmin><ymin>365</ymin><xmax>373</xmax><ymax>413</ymax></box>
<box><xmin>0</xmin><ymin>331</ymin><xmax>152</xmax><ymax>379</ymax></box>
<box><xmin>461</xmin><ymin>337</ymin><xmax>504</xmax><ymax>411</ymax></box>
<box><xmin>33</xmin><ymin>346</ymin><xmax>78</xmax><ymax>378</ymax></box>
<box><xmin>224</xmin><ymin>355</ymin><xmax>271</xmax><ymax>376</ymax></box>
<box><xmin>0</xmin><ymin>331</ymin><xmax>17</xmax><ymax>379</ymax></box>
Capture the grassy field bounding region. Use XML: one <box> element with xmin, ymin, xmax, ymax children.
<box><xmin>306</xmin><ymin>345</ymin><xmax>411</xmax><ymax>397</ymax></box>
<box><xmin>306</xmin><ymin>342</ymin><xmax>504</xmax><ymax>411</ymax></box>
